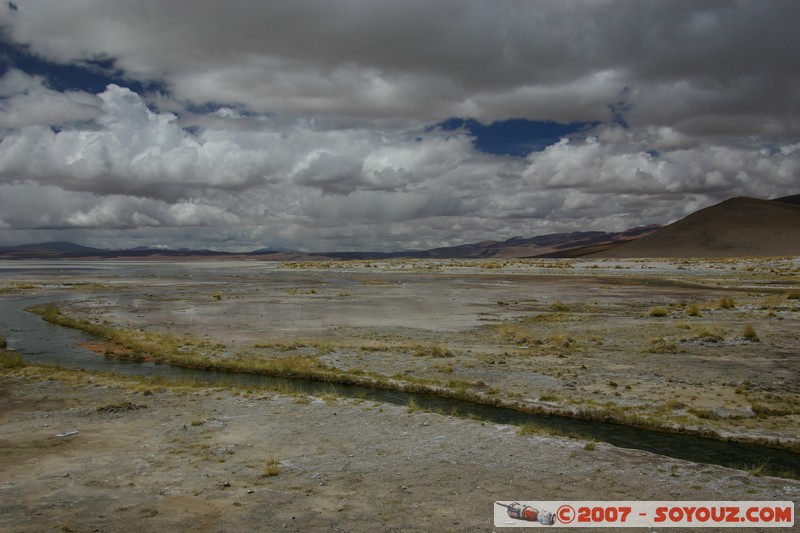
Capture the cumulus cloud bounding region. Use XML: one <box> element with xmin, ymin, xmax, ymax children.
<box><xmin>0</xmin><ymin>69</ymin><xmax>101</xmax><ymax>131</ymax></box>
<box><xmin>0</xmin><ymin>1</ymin><xmax>798</xmax><ymax>251</ymax></box>
<box><xmin>0</xmin><ymin>82</ymin><xmax>796</xmax><ymax>250</ymax></box>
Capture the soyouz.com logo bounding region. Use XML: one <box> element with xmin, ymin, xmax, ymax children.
<box><xmin>494</xmin><ymin>501</ymin><xmax>795</xmax><ymax>528</ymax></box>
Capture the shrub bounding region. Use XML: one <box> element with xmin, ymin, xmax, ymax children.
<box><xmin>549</xmin><ymin>299</ymin><xmax>571</xmax><ymax>312</ymax></box>
<box><xmin>718</xmin><ymin>296</ymin><xmax>736</xmax><ymax>309</ymax></box>
<box><xmin>648</xmin><ymin>307</ymin><xmax>669</xmax><ymax>317</ymax></box>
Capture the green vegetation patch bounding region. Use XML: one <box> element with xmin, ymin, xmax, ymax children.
<box><xmin>0</xmin><ymin>350</ymin><xmax>24</xmax><ymax>369</ymax></box>
<box><xmin>0</xmin><ymin>335</ymin><xmax>23</xmax><ymax>369</ymax></box>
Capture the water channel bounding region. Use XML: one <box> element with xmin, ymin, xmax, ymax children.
<box><xmin>2</xmin><ymin>293</ymin><xmax>799</xmax><ymax>479</ymax></box>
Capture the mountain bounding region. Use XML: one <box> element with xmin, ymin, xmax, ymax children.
<box><xmin>0</xmin><ymin>241</ymin><xmax>99</xmax><ymax>253</ymax></box>
<box><xmin>2</xmin><ymin>194</ymin><xmax>797</xmax><ymax>260</ymax></box>
<box><xmin>315</xmin><ymin>227</ymin><xmax>659</xmax><ymax>260</ymax></box>
<box><xmin>773</xmin><ymin>194</ymin><xmax>800</xmax><ymax>205</ymax></box>
<box><xmin>0</xmin><ymin>243</ymin><xmax>230</xmax><ymax>260</ymax></box>
<box><xmin>0</xmin><ymin>228</ymin><xmax>658</xmax><ymax>261</ymax></box>
<box><xmin>591</xmin><ymin>197</ymin><xmax>800</xmax><ymax>258</ymax></box>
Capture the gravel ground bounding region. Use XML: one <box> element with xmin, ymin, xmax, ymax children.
<box><xmin>1</xmin><ymin>369</ymin><xmax>798</xmax><ymax>532</ymax></box>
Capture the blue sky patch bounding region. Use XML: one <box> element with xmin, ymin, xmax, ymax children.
<box><xmin>0</xmin><ymin>37</ymin><xmax>162</xmax><ymax>94</ymax></box>
<box><xmin>436</xmin><ymin>118</ymin><xmax>599</xmax><ymax>156</ymax></box>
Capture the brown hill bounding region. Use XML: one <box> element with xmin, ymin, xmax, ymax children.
<box><xmin>591</xmin><ymin>197</ymin><xmax>800</xmax><ymax>258</ymax></box>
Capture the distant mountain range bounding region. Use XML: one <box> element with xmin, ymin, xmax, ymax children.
<box><xmin>1</xmin><ymin>194</ymin><xmax>798</xmax><ymax>260</ymax></box>
<box><xmin>0</xmin><ymin>227</ymin><xmax>658</xmax><ymax>260</ymax></box>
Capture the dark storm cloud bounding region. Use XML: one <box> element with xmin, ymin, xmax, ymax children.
<box><xmin>0</xmin><ymin>1</ymin><xmax>798</xmax><ymax>251</ymax></box>
<box><xmin>4</xmin><ymin>1</ymin><xmax>798</xmax><ymax>130</ymax></box>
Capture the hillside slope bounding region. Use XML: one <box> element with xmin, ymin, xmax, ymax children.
<box><xmin>593</xmin><ymin>197</ymin><xmax>800</xmax><ymax>258</ymax></box>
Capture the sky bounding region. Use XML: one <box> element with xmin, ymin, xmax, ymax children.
<box><xmin>0</xmin><ymin>1</ymin><xmax>798</xmax><ymax>252</ymax></box>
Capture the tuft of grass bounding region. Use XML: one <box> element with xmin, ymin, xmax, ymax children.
<box><xmin>433</xmin><ymin>362</ymin><xmax>454</xmax><ymax>373</ymax></box>
<box><xmin>263</xmin><ymin>457</ymin><xmax>281</xmax><ymax>477</ymax></box>
<box><xmin>786</xmin><ymin>291</ymin><xmax>800</xmax><ymax>300</ymax></box>
<box><xmin>688</xmin><ymin>408</ymin><xmax>721</xmax><ymax>420</ymax></box>
<box><xmin>285</xmin><ymin>288</ymin><xmax>317</xmax><ymax>295</ymax></box>
<box><xmin>96</xmin><ymin>401</ymin><xmax>146</xmax><ymax>413</ymax></box>
<box><xmin>717</xmin><ymin>296</ymin><xmax>736</xmax><ymax>309</ymax></box>
<box><xmin>665</xmin><ymin>399</ymin><xmax>687</xmax><ymax>410</ymax></box>
<box><xmin>515</xmin><ymin>422</ymin><xmax>586</xmax><ymax>440</ymax></box>
<box><xmin>406</xmin><ymin>397</ymin><xmax>422</xmax><ymax>413</ymax></box>
<box><xmin>0</xmin><ymin>335</ymin><xmax>23</xmax><ymax>368</ymax></box>
<box><xmin>751</xmin><ymin>403</ymin><xmax>800</xmax><ymax>417</ymax></box>
<box><xmin>646</xmin><ymin>336</ymin><xmax>676</xmax><ymax>354</ymax></box>
<box><xmin>584</xmin><ymin>441</ymin><xmax>597</xmax><ymax>451</ymax></box>
<box><xmin>741</xmin><ymin>457</ymin><xmax>770</xmax><ymax>477</ymax></box>
<box><xmin>548</xmin><ymin>331</ymin><xmax>577</xmax><ymax>349</ymax></box>
<box><xmin>447</xmin><ymin>379</ymin><xmax>469</xmax><ymax>391</ymax></box>
<box><xmin>648</xmin><ymin>307</ymin><xmax>670</xmax><ymax>317</ymax></box>
<box><xmin>685</xmin><ymin>304</ymin><xmax>702</xmax><ymax>317</ymax></box>
<box><xmin>495</xmin><ymin>323</ymin><xmax>537</xmax><ymax>346</ymax></box>
<box><xmin>0</xmin><ymin>350</ymin><xmax>24</xmax><ymax>369</ymax></box>
<box><xmin>742</xmin><ymin>324</ymin><xmax>759</xmax><ymax>342</ymax></box>
<box><xmin>413</xmin><ymin>342</ymin><xmax>452</xmax><ymax>358</ymax></box>
<box><xmin>539</xmin><ymin>393</ymin><xmax>561</xmax><ymax>402</ymax></box>
<box><xmin>516</xmin><ymin>423</ymin><xmax>547</xmax><ymax>436</ymax></box>
<box><xmin>549</xmin><ymin>299</ymin><xmax>571</xmax><ymax>312</ymax></box>
<box><xmin>688</xmin><ymin>326</ymin><xmax>726</xmax><ymax>343</ymax></box>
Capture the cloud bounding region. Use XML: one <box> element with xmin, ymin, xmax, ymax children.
<box><xmin>0</xmin><ymin>1</ymin><xmax>798</xmax><ymax>251</ymax></box>
<box><xmin>0</xmin><ymin>82</ymin><xmax>797</xmax><ymax>251</ymax></box>
<box><xmin>2</xmin><ymin>1</ymin><xmax>798</xmax><ymax>132</ymax></box>
<box><xmin>0</xmin><ymin>69</ymin><xmax>101</xmax><ymax>130</ymax></box>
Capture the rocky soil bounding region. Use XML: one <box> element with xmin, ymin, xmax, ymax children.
<box><xmin>1</xmin><ymin>369</ymin><xmax>798</xmax><ymax>532</ymax></box>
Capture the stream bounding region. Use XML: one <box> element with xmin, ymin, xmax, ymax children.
<box><xmin>2</xmin><ymin>293</ymin><xmax>799</xmax><ymax>479</ymax></box>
